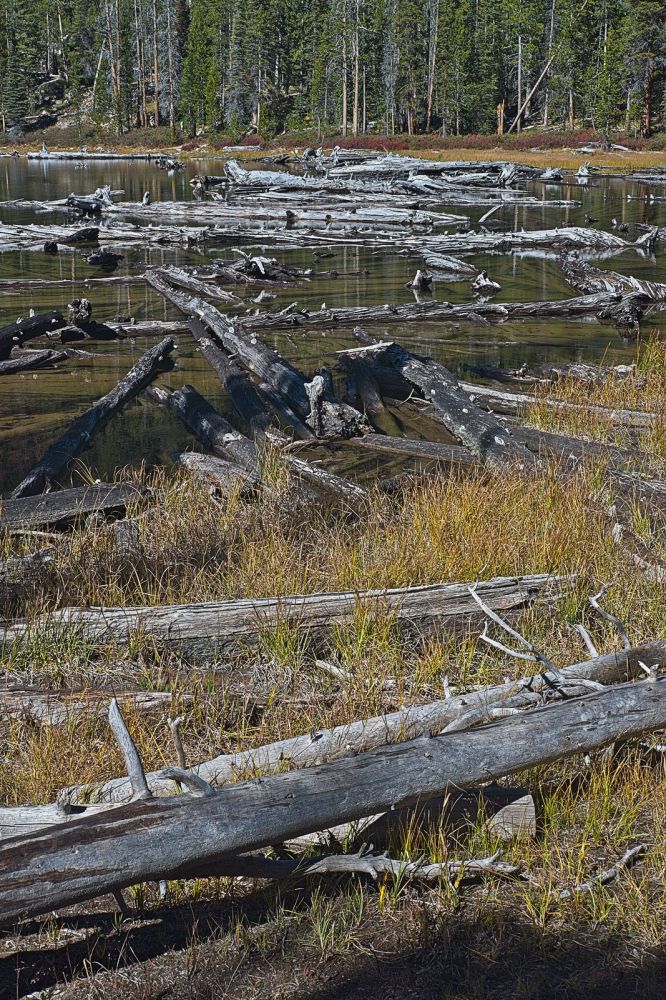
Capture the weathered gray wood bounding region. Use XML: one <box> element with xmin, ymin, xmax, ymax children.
<box><xmin>376</xmin><ymin>344</ymin><xmax>538</xmax><ymax>471</ymax></box>
<box><xmin>0</xmin><ymin>550</ymin><xmax>54</xmax><ymax>609</ymax></box>
<box><xmin>0</xmin><ymin>349</ymin><xmax>68</xmax><ymax>375</ymax></box>
<box><xmin>2</xmin><ymin>572</ymin><xmax>568</xmax><ymax>662</ymax></box>
<box><xmin>174</xmin><ymin>452</ymin><xmax>259</xmax><ymax>497</ymax></box>
<box><xmin>0</xmin><ymin>688</ymin><xmax>173</xmax><ymax>730</ymax></box>
<box><xmin>148</xmin><ymin>384</ymin><xmax>361</xmax><ymax>503</ymax></box>
<box><xmin>146</xmin><ymin>271</ymin><xmax>368</xmax><ymax>439</ymax></box>
<box><xmin>337</xmin><ymin>434</ymin><xmax>474</xmax><ymax>467</ymax></box>
<box><xmin>0</xmin><ymin>483</ymin><xmax>147</xmax><ymax>531</ymax></box>
<box><xmin>459</xmin><ymin>380</ymin><xmax>658</xmax><ymax>429</ymax></box>
<box><xmin>10</xmin><ymin>339</ymin><xmax>176</xmax><ymax>498</ymax></box>
<box><xmin>187</xmin><ymin>318</ymin><xmax>272</xmax><ymax>437</ymax></box>
<box><xmin>559</xmin><ymin>255</ymin><xmax>666</xmax><ymax>301</ymax></box>
<box><xmin>2</xmin><ymin>675</ymin><xmax>664</xmax><ymax>924</ymax></box>
<box><xmin>64</xmin><ymin>640</ymin><xmax>658</xmax><ymax>805</ymax></box>
<box><xmin>155</xmin><ymin>266</ymin><xmax>243</xmax><ymax>304</ymax></box>
<box><xmin>0</xmin><ymin>310</ymin><xmax>66</xmax><ymax>360</ymax></box>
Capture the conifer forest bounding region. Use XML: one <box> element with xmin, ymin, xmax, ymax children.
<box><xmin>1</xmin><ymin>0</ymin><xmax>666</xmax><ymax>138</ymax></box>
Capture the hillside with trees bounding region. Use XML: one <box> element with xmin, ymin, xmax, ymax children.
<box><xmin>1</xmin><ymin>0</ymin><xmax>665</xmax><ymax>141</ymax></box>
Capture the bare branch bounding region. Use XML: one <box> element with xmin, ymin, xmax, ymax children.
<box><xmin>575</xmin><ymin>624</ymin><xmax>599</xmax><ymax>659</ymax></box>
<box><xmin>589</xmin><ymin>586</ymin><xmax>631</xmax><ymax>651</ymax></box>
<box><xmin>159</xmin><ymin>766</ymin><xmax>216</xmax><ymax>797</ymax></box>
<box><xmin>108</xmin><ymin>699</ymin><xmax>152</xmax><ymax>801</ymax></box>
<box><xmin>558</xmin><ymin>844</ymin><xmax>647</xmax><ymax>900</ymax></box>
<box><xmin>167</xmin><ymin>716</ymin><xmax>187</xmax><ymax>769</ymax></box>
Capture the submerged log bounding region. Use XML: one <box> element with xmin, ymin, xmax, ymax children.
<box><xmin>146</xmin><ymin>270</ymin><xmax>368</xmax><ymax>439</ymax></box>
<box><xmin>2</xmin><ymin>676</ymin><xmax>664</xmax><ymax>924</ymax></box>
<box><xmin>0</xmin><ymin>310</ymin><xmax>66</xmax><ymax>360</ymax></box>
<box><xmin>0</xmin><ymin>349</ymin><xmax>68</xmax><ymax>375</ymax></box>
<box><xmin>2</xmin><ymin>573</ymin><xmax>568</xmax><ymax>660</ymax></box>
<box><xmin>10</xmin><ymin>338</ymin><xmax>176</xmax><ymax>498</ymax></box>
<box><xmin>62</xmin><ymin>640</ymin><xmax>666</xmax><ymax>805</ymax></box>
<box><xmin>1</xmin><ymin>483</ymin><xmax>147</xmax><ymax>532</ymax></box>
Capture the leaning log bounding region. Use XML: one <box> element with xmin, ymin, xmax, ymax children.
<box><xmin>10</xmin><ymin>338</ymin><xmax>176</xmax><ymax>498</ymax></box>
<box><xmin>152</xmin><ymin>265</ymin><xmax>243</xmax><ymax>305</ymax></box>
<box><xmin>1</xmin><ymin>483</ymin><xmax>147</xmax><ymax>532</ymax></box>
<box><xmin>146</xmin><ymin>270</ymin><xmax>368</xmax><ymax>439</ymax></box>
<box><xmin>374</xmin><ymin>343</ymin><xmax>538</xmax><ymax>471</ymax></box>
<box><xmin>1</xmin><ymin>676</ymin><xmax>664</xmax><ymax>925</ymax></box>
<box><xmin>65</xmin><ymin>641</ymin><xmax>660</xmax><ymax>805</ymax></box>
<box><xmin>1</xmin><ymin>573</ymin><xmax>569</xmax><ymax>660</ymax></box>
<box><xmin>559</xmin><ymin>254</ymin><xmax>666</xmax><ymax>301</ymax></box>
<box><xmin>0</xmin><ymin>310</ymin><xmax>66</xmax><ymax>360</ymax></box>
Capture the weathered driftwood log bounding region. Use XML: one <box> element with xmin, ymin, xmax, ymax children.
<box><xmin>10</xmin><ymin>339</ymin><xmax>176</xmax><ymax>498</ymax></box>
<box><xmin>423</xmin><ymin>226</ymin><xmax>647</xmax><ymax>254</ymax></box>
<box><xmin>174</xmin><ymin>452</ymin><xmax>260</xmax><ymax>497</ymax></box>
<box><xmin>2</xmin><ymin>573</ymin><xmax>568</xmax><ymax>660</ymax></box>
<box><xmin>337</xmin><ymin>434</ymin><xmax>475</xmax><ymax>467</ymax></box>
<box><xmin>0</xmin><ymin>348</ymin><xmax>68</xmax><ymax>375</ymax></box>
<box><xmin>559</xmin><ymin>254</ymin><xmax>666</xmax><ymax>301</ymax></box>
<box><xmin>458</xmin><ymin>380</ymin><xmax>658</xmax><ymax>430</ymax></box>
<box><xmin>0</xmin><ymin>550</ymin><xmax>54</xmax><ymax>610</ymax></box>
<box><xmin>2</xmin><ymin>675</ymin><xmax>664</xmax><ymax>924</ymax></box>
<box><xmin>187</xmin><ymin>318</ymin><xmax>272</xmax><ymax>437</ymax></box>
<box><xmin>65</xmin><ymin>641</ymin><xmax>658</xmax><ymax>806</ymax></box>
<box><xmin>0</xmin><ymin>310</ymin><xmax>66</xmax><ymax>360</ymax></box>
<box><xmin>0</xmin><ymin>688</ymin><xmax>173</xmax><ymax>731</ymax></box>
<box><xmin>152</xmin><ymin>265</ymin><xmax>243</xmax><ymax>304</ymax></box>
<box><xmin>146</xmin><ymin>271</ymin><xmax>368</xmax><ymax>439</ymax></box>
<box><xmin>373</xmin><ymin>343</ymin><xmax>538</xmax><ymax>471</ymax></box>
<box><xmin>1</xmin><ymin>483</ymin><xmax>147</xmax><ymax>531</ymax></box>
<box><xmin>237</xmin><ymin>292</ymin><xmax>635</xmax><ymax>332</ymax></box>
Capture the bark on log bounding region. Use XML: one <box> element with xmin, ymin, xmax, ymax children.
<box><xmin>0</xmin><ymin>550</ymin><xmax>54</xmax><ymax>610</ymax></box>
<box><xmin>2</xmin><ymin>573</ymin><xmax>568</xmax><ymax>661</ymax></box>
<box><xmin>9</xmin><ymin>339</ymin><xmax>176</xmax><ymax>498</ymax></box>
<box><xmin>0</xmin><ymin>311</ymin><xmax>66</xmax><ymax>360</ymax></box>
<box><xmin>146</xmin><ymin>270</ymin><xmax>368</xmax><ymax>439</ymax></box>
<box><xmin>0</xmin><ymin>349</ymin><xmax>68</xmax><ymax>375</ymax></box>
<box><xmin>64</xmin><ymin>641</ymin><xmax>656</xmax><ymax>806</ymax></box>
<box><xmin>375</xmin><ymin>344</ymin><xmax>538</xmax><ymax>471</ymax></box>
<box><xmin>2</xmin><ymin>675</ymin><xmax>664</xmax><ymax>924</ymax></box>
<box><xmin>1</xmin><ymin>483</ymin><xmax>147</xmax><ymax>531</ymax></box>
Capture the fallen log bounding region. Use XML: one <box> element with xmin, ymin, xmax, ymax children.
<box><xmin>149</xmin><ymin>384</ymin><xmax>364</xmax><ymax>503</ymax></box>
<box><xmin>2</xmin><ymin>675</ymin><xmax>664</xmax><ymax>924</ymax></box>
<box><xmin>174</xmin><ymin>452</ymin><xmax>259</xmax><ymax>497</ymax></box>
<box><xmin>153</xmin><ymin>265</ymin><xmax>243</xmax><ymax>305</ymax></box>
<box><xmin>0</xmin><ymin>310</ymin><xmax>66</xmax><ymax>360</ymax></box>
<box><xmin>63</xmin><ymin>640</ymin><xmax>656</xmax><ymax>806</ymax></box>
<box><xmin>0</xmin><ymin>483</ymin><xmax>147</xmax><ymax>532</ymax></box>
<box><xmin>374</xmin><ymin>344</ymin><xmax>538</xmax><ymax>471</ymax></box>
<box><xmin>0</xmin><ymin>688</ymin><xmax>173</xmax><ymax>730</ymax></box>
<box><xmin>458</xmin><ymin>381</ymin><xmax>659</xmax><ymax>430</ymax></box>
<box><xmin>2</xmin><ymin>573</ymin><xmax>568</xmax><ymax>660</ymax></box>
<box><xmin>0</xmin><ymin>348</ymin><xmax>68</xmax><ymax>375</ymax></box>
<box><xmin>0</xmin><ymin>550</ymin><xmax>54</xmax><ymax>610</ymax></box>
<box><xmin>10</xmin><ymin>339</ymin><xmax>176</xmax><ymax>498</ymax></box>
<box><xmin>146</xmin><ymin>270</ymin><xmax>368</xmax><ymax>439</ymax></box>
<box><xmin>559</xmin><ymin>254</ymin><xmax>666</xmax><ymax>301</ymax></box>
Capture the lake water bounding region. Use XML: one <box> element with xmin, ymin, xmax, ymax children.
<box><xmin>1</xmin><ymin>156</ymin><xmax>665</xmax><ymax>493</ymax></box>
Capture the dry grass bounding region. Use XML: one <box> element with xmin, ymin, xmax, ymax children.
<box><xmin>0</xmin><ymin>369</ymin><xmax>664</xmax><ymax>998</ymax></box>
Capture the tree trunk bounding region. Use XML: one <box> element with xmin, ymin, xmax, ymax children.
<box><xmin>1</xmin><ymin>676</ymin><xmax>663</xmax><ymax>925</ymax></box>
<box><xmin>2</xmin><ymin>573</ymin><xmax>569</xmax><ymax>660</ymax></box>
<box><xmin>0</xmin><ymin>311</ymin><xmax>66</xmax><ymax>360</ymax></box>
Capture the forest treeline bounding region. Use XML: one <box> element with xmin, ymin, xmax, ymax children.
<box><xmin>1</xmin><ymin>0</ymin><xmax>665</xmax><ymax>139</ymax></box>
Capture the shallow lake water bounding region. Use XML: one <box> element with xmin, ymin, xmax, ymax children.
<box><xmin>1</xmin><ymin>156</ymin><xmax>665</xmax><ymax>493</ymax></box>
